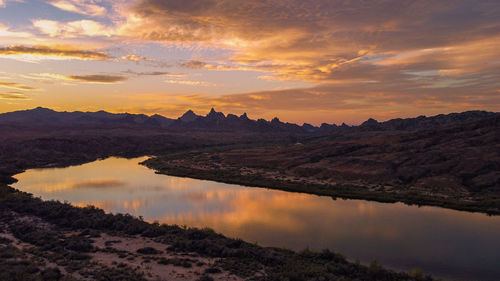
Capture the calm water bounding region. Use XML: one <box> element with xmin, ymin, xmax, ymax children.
<box><xmin>12</xmin><ymin>157</ymin><xmax>500</xmax><ymax>281</ymax></box>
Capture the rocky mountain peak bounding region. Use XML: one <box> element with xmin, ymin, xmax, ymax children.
<box><xmin>206</xmin><ymin>108</ymin><xmax>225</xmax><ymax>120</ymax></box>
<box><xmin>362</xmin><ymin>118</ymin><xmax>378</xmax><ymax>125</ymax></box>
<box><xmin>179</xmin><ymin>110</ymin><xmax>198</xmax><ymax>122</ymax></box>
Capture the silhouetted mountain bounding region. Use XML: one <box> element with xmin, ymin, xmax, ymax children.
<box><xmin>170</xmin><ymin>109</ymin><xmax>309</xmax><ymax>132</ymax></box>
<box><xmin>240</xmin><ymin>112</ymin><xmax>249</xmax><ymax>120</ymax></box>
<box><xmin>358</xmin><ymin>111</ymin><xmax>497</xmax><ymax>131</ymax></box>
<box><xmin>377</xmin><ymin>111</ymin><xmax>497</xmax><ymax>131</ymax></box>
<box><xmin>320</xmin><ymin>110</ymin><xmax>499</xmax><ymax>133</ymax></box>
<box><xmin>0</xmin><ymin>107</ymin><xmax>498</xmax><ymax>134</ymax></box>
<box><xmin>319</xmin><ymin>123</ymin><xmax>338</xmax><ymax>132</ymax></box>
<box><xmin>178</xmin><ymin>110</ymin><xmax>199</xmax><ymax>122</ymax></box>
<box><xmin>360</xmin><ymin>118</ymin><xmax>381</xmax><ymax>130</ymax></box>
<box><xmin>0</xmin><ymin>107</ymin><xmax>174</xmax><ymax>129</ymax></box>
<box><xmin>206</xmin><ymin>108</ymin><xmax>225</xmax><ymax>121</ymax></box>
<box><xmin>149</xmin><ymin>114</ymin><xmax>174</xmax><ymax>128</ymax></box>
<box><xmin>302</xmin><ymin>123</ymin><xmax>316</xmax><ymax>133</ymax></box>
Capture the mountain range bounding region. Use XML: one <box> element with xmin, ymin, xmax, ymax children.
<box><xmin>0</xmin><ymin>107</ymin><xmax>498</xmax><ymax>134</ymax></box>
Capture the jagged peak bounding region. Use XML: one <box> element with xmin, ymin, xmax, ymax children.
<box><xmin>361</xmin><ymin>118</ymin><xmax>379</xmax><ymax>126</ymax></box>
<box><xmin>179</xmin><ymin>109</ymin><xmax>198</xmax><ymax>122</ymax></box>
<box><xmin>321</xmin><ymin>122</ymin><xmax>337</xmax><ymax>127</ymax></box>
<box><xmin>182</xmin><ymin>109</ymin><xmax>195</xmax><ymax>115</ymax></box>
<box><xmin>206</xmin><ymin>108</ymin><xmax>225</xmax><ymax>118</ymax></box>
<box><xmin>2</xmin><ymin>108</ymin><xmax>496</xmax><ymax>133</ymax></box>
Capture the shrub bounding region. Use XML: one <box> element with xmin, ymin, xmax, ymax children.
<box><xmin>136</xmin><ymin>247</ymin><xmax>162</xmax><ymax>255</ymax></box>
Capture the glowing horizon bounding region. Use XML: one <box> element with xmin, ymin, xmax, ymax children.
<box><xmin>1</xmin><ymin>0</ymin><xmax>499</xmax><ymax>125</ymax></box>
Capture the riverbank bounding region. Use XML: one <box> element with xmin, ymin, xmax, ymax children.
<box><xmin>0</xmin><ymin>184</ymin><xmax>433</xmax><ymax>281</ymax></box>
<box><xmin>143</xmin><ymin>153</ymin><xmax>500</xmax><ymax>215</ymax></box>
<box><xmin>141</xmin><ymin>116</ymin><xmax>500</xmax><ymax>216</ymax></box>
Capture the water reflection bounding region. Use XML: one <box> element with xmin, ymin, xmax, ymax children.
<box><xmin>13</xmin><ymin>157</ymin><xmax>500</xmax><ymax>281</ymax></box>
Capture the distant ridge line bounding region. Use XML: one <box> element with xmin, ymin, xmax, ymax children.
<box><xmin>0</xmin><ymin>107</ymin><xmax>497</xmax><ymax>134</ymax></box>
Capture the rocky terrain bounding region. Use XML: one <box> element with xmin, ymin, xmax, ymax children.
<box><xmin>144</xmin><ymin>115</ymin><xmax>500</xmax><ymax>214</ymax></box>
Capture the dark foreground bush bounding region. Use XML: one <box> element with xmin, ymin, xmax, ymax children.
<box><xmin>136</xmin><ymin>247</ymin><xmax>162</xmax><ymax>255</ymax></box>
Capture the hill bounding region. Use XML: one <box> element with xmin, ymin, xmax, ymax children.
<box><xmin>144</xmin><ymin>115</ymin><xmax>500</xmax><ymax>214</ymax></box>
<box><xmin>1</xmin><ymin>107</ymin><xmax>497</xmax><ymax>134</ymax></box>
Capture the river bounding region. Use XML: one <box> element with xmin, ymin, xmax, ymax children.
<box><xmin>12</xmin><ymin>156</ymin><xmax>500</xmax><ymax>281</ymax></box>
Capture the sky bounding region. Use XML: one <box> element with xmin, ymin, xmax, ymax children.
<box><xmin>0</xmin><ymin>0</ymin><xmax>499</xmax><ymax>125</ymax></box>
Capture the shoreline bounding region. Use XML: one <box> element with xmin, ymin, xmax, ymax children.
<box><xmin>142</xmin><ymin>157</ymin><xmax>500</xmax><ymax>216</ymax></box>
<box><xmin>0</xmin><ymin>184</ymin><xmax>434</xmax><ymax>281</ymax></box>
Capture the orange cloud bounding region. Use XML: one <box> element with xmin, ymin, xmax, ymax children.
<box><xmin>0</xmin><ymin>45</ymin><xmax>110</xmax><ymax>60</ymax></box>
<box><xmin>122</xmin><ymin>0</ymin><xmax>500</xmax><ymax>87</ymax></box>
<box><xmin>121</xmin><ymin>54</ymin><xmax>153</xmax><ymax>62</ymax></box>
<box><xmin>164</xmin><ymin>79</ymin><xmax>215</xmax><ymax>86</ymax></box>
<box><xmin>0</xmin><ymin>92</ymin><xmax>29</xmax><ymax>100</ymax></box>
<box><xmin>1</xmin><ymin>0</ymin><xmax>499</xmax><ymax>123</ymax></box>
<box><xmin>0</xmin><ymin>81</ymin><xmax>37</xmax><ymax>90</ymax></box>
<box><xmin>65</xmin><ymin>74</ymin><xmax>128</xmax><ymax>83</ymax></box>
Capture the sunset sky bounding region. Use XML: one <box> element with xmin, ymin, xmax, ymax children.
<box><xmin>0</xmin><ymin>0</ymin><xmax>499</xmax><ymax>125</ymax></box>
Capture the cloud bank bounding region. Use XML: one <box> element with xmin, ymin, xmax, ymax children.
<box><xmin>1</xmin><ymin>0</ymin><xmax>499</xmax><ymax>123</ymax></box>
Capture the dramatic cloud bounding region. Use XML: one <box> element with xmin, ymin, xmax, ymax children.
<box><xmin>127</xmin><ymin>0</ymin><xmax>500</xmax><ymax>85</ymax></box>
<box><xmin>0</xmin><ymin>92</ymin><xmax>29</xmax><ymax>100</ymax></box>
<box><xmin>0</xmin><ymin>45</ymin><xmax>152</xmax><ymax>64</ymax></box>
<box><xmin>1</xmin><ymin>0</ymin><xmax>499</xmax><ymax>122</ymax></box>
<box><xmin>0</xmin><ymin>45</ymin><xmax>111</xmax><ymax>60</ymax></box>
<box><xmin>47</xmin><ymin>0</ymin><xmax>107</xmax><ymax>17</ymax></box>
<box><xmin>0</xmin><ymin>81</ymin><xmax>37</xmax><ymax>90</ymax></box>
<box><xmin>65</xmin><ymin>74</ymin><xmax>128</xmax><ymax>83</ymax></box>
